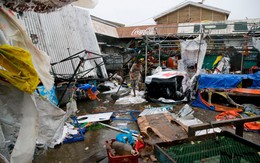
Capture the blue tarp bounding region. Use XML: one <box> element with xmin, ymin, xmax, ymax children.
<box><xmin>198</xmin><ymin>72</ymin><xmax>260</xmax><ymax>89</ymax></box>
<box><xmin>192</xmin><ymin>72</ymin><xmax>260</xmax><ymax>110</ymax></box>
<box><xmin>37</xmin><ymin>85</ymin><xmax>58</xmax><ymax>105</ymax></box>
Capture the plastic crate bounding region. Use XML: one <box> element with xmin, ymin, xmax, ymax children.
<box><xmin>106</xmin><ymin>140</ymin><xmax>139</xmax><ymax>163</ymax></box>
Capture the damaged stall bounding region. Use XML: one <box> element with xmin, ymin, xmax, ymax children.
<box><xmin>145</xmin><ymin>70</ymin><xmax>189</xmax><ymax>103</ymax></box>
<box><xmin>192</xmin><ymin>72</ymin><xmax>260</xmax><ymax>111</ymax></box>
<box><xmin>18</xmin><ymin>5</ymin><xmax>108</xmax><ymax>105</ymax></box>
<box><xmin>0</xmin><ymin>1</ymin><xmax>100</xmax><ymax>163</ymax></box>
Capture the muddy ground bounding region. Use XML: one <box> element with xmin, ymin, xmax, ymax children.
<box><xmin>32</xmin><ymin>93</ymin><xmax>260</xmax><ymax>163</ymax></box>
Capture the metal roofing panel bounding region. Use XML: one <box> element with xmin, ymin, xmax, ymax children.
<box><xmin>20</xmin><ymin>6</ymin><xmax>107</xmax><ymax>79</ymax></box>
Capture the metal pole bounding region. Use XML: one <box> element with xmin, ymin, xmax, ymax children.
<box><xmin>67</xmin><ymin>48</ymin><xmax>76</xmax><ymax>71</ymax></box>
<box><xmin>99</xmin><ymin>122</ymin><xmax>139</xmax><ymax>137</ymax></box>
<box><xmin>145</xmin><ymin>35</ymin><xmax>148</xmax><ymax>78</ymax></box>
<box><xmin>57</xmin><ymin>58</ymin><xmax>83</xmax><ymax>106</ymax></box>
<box><xmin>159</xmin><ymin>44</ymin><xmax>161</xmax><ymax>67</ymax></box>
<box><xmin>241</xmin><ymin>54</ymin><xmax>244</xmax><ymax>73</ymax></box>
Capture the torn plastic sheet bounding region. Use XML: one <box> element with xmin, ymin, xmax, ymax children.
<box><xmin>10</xmin><ymin>92</ymin><xmax>38</xmax><ymax>163</ymax></box>
<box><xmin>35</xmin><ymin>93</ymin><xmax>73</xmax><ymax>148</ymax></box>
<box><xmin>114</xmin><ymin>91</ymin><xmax>147</xmax><ymax>105</ymax></box>
<box><xmin>145</xmin><ymin>71</ymin><xmax>190</xmax><ymax>101</ymax></box>
<box><xmin>0</xmin><ymin>81</ymin><xmax>73</xmax><ymax>163</ymax></box>
<box><xmin>180</xmin><ymin>39</ymin><xmax>207</xmax><ymax>70</ymax></box>
<box><xmin>252</xmin><ymin>37</ymin><xmax>260</xmax><ymax>52</ymax></box>
<box><xmin>0</xmin><ymin>7</ymin><xmax>54</xmax><ymax>90</ymax></box>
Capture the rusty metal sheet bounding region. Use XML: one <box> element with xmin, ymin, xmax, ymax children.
<box><xmin>137</xmin><ymin>113</ymin><xmax>187</xmax><ymax>144</ymax></box>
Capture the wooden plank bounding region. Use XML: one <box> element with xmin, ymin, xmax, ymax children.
<box><xmin>188</xmin><ymin>115</ymin><xmax>260</xmax><ymax>137</ymax></box>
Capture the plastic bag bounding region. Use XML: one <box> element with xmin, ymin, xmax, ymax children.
<box><xmin>115</xmin><ymin>130</ymin><xmax>134</xmax><ymax>145</ymax></box>
<box><xmin>0</xmin><ymin>44</ymin><xmax>40</xmax><ymax>93</ymax></box>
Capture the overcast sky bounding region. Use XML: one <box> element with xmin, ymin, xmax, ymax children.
<box><xmin>88</xmin><ymin>0</ymin><xmax>260</xmax><ymax>26</ymax></box>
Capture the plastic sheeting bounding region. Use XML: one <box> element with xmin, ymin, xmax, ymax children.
<box><xmin>198</xmin><ymin>71</ymin><xmax>260</xmax><ymax>89</ymax></box>
<box><xmin>35</xmin><ymin>93</ymin><xmax>72</xmax><ymax>149</ymax></box>
<box><xmin>145</xmin><ymin>70</ymin><xmax>189</xmax><ymax>93</ymax></box>
<box><xmin>36</xmin><ymin>85</ymin><xmax>58</xmax><ymax>106</ymax></box>
<box><xmin>115</xmin><ymin>91</ymin><xmax>146</xmax><ymax>105</ymax></box>
<box><xmin>0</xmin><ymin>7</ymin><xmax>54</xmax><ymax>90</ymax></box>
<box><xmin>180</xmin><ymin>39</ymin><xmax>207</xmax><ymax>71</ymax></box>
<box><xmin>252</xmin><ymin>37</ymin><xmax>260</xmax><ymax>52</ymax></box>
<box><xmin>0</xmin><ymin>45</ymin><xmax>40</xmax><ymax>93</ymax></box>
<box><xmin>0</xmin><ymin>80</ymin><xmax>72</xmax><ymax>163</ymax></box>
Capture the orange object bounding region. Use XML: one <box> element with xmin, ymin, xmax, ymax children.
<box><xmin>214</xmin><ymin>104</ymin><xmax>243</xmax><ymax>112</ymax></box>
<box><xmin>229</xmin><ymin>88</ymin><xmax>260</xmax><ymax>95</ymax></box>
<box><xmin>215</xmin><ymin>110</ymin><xmax>241</xmax><ymax>121</ymax></box>
<box><xmin>244</xmin><ymin>122</ymin><xmax>260</xmax><ymax>131</ymax></box>
<box><xmin>87</xmin><ymin>89</ymin><xmax>97</xmax><ymax>100</ymax></box>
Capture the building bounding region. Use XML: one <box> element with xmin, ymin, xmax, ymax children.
<box><xmin>91</xmin><ymin>1</ymin><xmax>260</xmax><ymax>74</ymax></box>
<box><xmin>153</xmin><ymin>1</ymin><xmax>230</xmax><ymax>24</ymax></box>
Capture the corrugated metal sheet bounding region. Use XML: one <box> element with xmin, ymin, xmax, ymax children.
<box><xmin>20</xmin><ymin>5</ymin><xmax>107</xmax><ymax>79</ymax></box>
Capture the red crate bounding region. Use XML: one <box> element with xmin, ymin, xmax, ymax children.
<box><xmin>106</xmin><ymin>140</ymin><xmax>139</xmax><ymax>163</ymax></box>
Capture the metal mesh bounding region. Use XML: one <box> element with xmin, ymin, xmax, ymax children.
<box><xmin>163</xmin><ymin>136</ymin><xmax>260</xmax><ymax>163</ymax></box>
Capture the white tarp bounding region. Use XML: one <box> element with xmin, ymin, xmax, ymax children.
<box><xmin>180</xmin><ymin>39</ymin><xmax>207</xmax><ymax>72</ymax></box>
<box><xmin>114</xmin><ymin>91</ymin><xmax>146</xmax><ymax>105</ymax></box>
<box><xmin>252</xmin><ymin>37</ymin><xmax>260</xmax><ymax>52</ymax></box>
<box><xmin>145</xmin><ymin>70</ymin><xmax>189</xmax><ymax>93</ymax></box>
<box><xmin>0</xmin><ymin>81</ymin><xmax>72</xmax><ymax>163</ymax></box>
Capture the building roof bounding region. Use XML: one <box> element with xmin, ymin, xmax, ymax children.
<box><xmin>153</xmin><ymin>1</ymin><xmax>230</xmax><ymax>21</ymax></box>
<box><xmin>91</xmin><ymin>15</ymin><xmax>125</xmax><ymax>38</ymax></box>
<box><xmin>91</xmin><ymin>15</ymin><xmax>125</xmax><ymax>28</ymax></box>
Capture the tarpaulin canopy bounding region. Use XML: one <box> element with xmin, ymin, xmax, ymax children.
<box><xmin>198</xmin><ymin>71</ymin><xmax>260</xmax><ymax>89</ymax></box>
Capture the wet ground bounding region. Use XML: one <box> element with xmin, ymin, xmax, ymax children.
<box><xmin>33</xmin><ymin>93</ymin><xmax>260</xmax><ymax>163</ymax></box>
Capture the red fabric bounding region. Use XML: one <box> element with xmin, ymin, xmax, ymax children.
<box><xmin>135</xmin><ymin>140</ymin><xmax>145</xmax><ymax>152</ymax></box>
